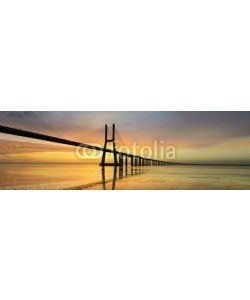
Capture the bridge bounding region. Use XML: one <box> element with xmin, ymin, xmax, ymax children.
<box><xmin>0</xmin><ymin>122</ymin><xmax>177</xmax><ymax>167</ymax></box>
<box><xmin>0</xmin><ymin>111</ymin><xmax>216</xmax><ymax>167</ymax></box>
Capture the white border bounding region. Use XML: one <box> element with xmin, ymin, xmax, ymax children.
<box><xmin>1</xmin><ymin>0</ymin><xmax>250</xmax><ymax>299</ymax></box>
<box><xmin>1</xmin><ymin>191</ymin><xmax>250</xmax><ymax>300</ymax></box>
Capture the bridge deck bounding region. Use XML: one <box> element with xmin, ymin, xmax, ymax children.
<box><xmin>0</xmin><ymin>125</ymin><xmax>157</xmax><ymax>162</ymax></box>
<box><xmin>0</xmin><ymin>125</ymin><xmax>246</xmax><ymax>167</ymax></box>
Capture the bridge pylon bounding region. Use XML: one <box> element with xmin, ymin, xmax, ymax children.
<box><xmin>99</xmin><ymin>123</ymin><xmax>119</xmax><ymax>167</ymax></box>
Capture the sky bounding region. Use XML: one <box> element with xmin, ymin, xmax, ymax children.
<box><xmin>0</xmin><ymin>111</ymin><xmax>250</xmax><ymax>165</ymax></box>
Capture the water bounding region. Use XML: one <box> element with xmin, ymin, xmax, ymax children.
<box><xmin>0</xmin><ymin>164</ymin><xmax>249</xmax><ymax>190</ymax></box>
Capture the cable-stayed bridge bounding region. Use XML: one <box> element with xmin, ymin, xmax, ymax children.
<box><xmin>0</xmin><ymin>112</ymin><xmax>213</xmax><ymax>167</ymax></box>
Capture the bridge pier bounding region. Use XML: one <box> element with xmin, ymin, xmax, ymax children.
<box><xmin>119</xmin><ymin>154</ymin><xmax>123</xmax><ymax>167</ymax></box>
<box><xmin>119</xmin><ymin>165</ymin><xmax>123</xmax><ymax>178</ymax></box>
<box><xmin>100</xmin><ymin>124</ymin><xmax>119</xmax><ymax>167</ymax></box>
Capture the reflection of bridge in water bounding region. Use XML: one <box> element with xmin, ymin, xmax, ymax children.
<box><xmin>101</xmin><ymin>166</ymin><xmax>145</xmax><ymax>190</ymax></box>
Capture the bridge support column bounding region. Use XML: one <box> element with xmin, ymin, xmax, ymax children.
<box><xmin>131</xmin><ymin>156</ymin><xmax>133</xmax><ymax>167</ymax></box>
<box><xmin>100</xmin><ymin>124</ymin><xmax>119</xmax><ymax>167</ymax></box>
<box><xmin>119</xmin><ymin>154</ymin><xmax>123</xmax><ymax>167</ymax></box>
<box><xmin>125</xmin><ymin>155</ymin><xmax>128</xmax><ymax>168</ymax></box>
